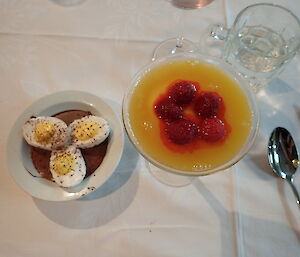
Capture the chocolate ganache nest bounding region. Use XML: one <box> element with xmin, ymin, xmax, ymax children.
<box><xmin>23</xmin><ymin>110</ymin><xmax>110</xmax><ymax>188</ymax></box>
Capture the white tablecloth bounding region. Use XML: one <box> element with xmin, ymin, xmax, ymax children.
<box><xmin>0</xmin><ymin>0</ymin><xmax>299</xmax><ymax>256</ymax></box>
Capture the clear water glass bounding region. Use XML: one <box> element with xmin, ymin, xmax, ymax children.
<box><xmin>209</xmin><ymin>3</ymin><xmax>300</xmax><ymax>92</ymax></box>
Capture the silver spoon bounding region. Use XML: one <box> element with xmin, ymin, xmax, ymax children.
<box><xmin>268</xmin><ymin>127</ymin><xmax>300</xmax><ymax>208</ymax></box>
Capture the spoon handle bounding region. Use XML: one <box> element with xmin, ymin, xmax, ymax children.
<box><xmin>287</xmin><ymin>179</ymin><xmax>300</xmax><ymax>209</ymax></box>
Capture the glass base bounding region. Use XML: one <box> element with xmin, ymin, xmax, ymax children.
<box><xmin>171</xmin><ymin>0</ymin><xmax>215</xmax><ymax>9</ymax></box>
<box><xmin>50</xmin><ymin>0</ymin><xmax>86</xmax><ymax>6</ymax></box>
<box><xmin>152</xmin><ymin>38</ymin><xmax>197</xmax><ymax>61</ymax></box>
<box><xmin>145</xmin><ymin>160</ymin><xmax>194</xmax><ymax>187</ymax></box>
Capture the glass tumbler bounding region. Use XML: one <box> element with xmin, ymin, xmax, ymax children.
<box><xmin>209</xmin><ymin>3</ymin><xmax>300</xmax><ymax>91</ymax></box>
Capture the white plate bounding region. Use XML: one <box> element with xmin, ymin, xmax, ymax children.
<box><xmin>6</xmin><ymin>91</ymin><xmax>124</xmax><ymax>201</ymax></box>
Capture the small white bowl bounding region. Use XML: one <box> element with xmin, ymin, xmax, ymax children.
<box><xmin>6</xmin><ymin>90</ymin><xmax>124</xmax><ymax>201</ymax></box>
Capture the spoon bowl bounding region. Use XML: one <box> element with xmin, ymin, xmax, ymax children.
<box><xmin>268</xmin><ymin>127</ymin><xmax>300</xmax><ymax>208</ymax></box>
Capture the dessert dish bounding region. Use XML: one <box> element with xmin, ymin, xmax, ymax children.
<box><xmin>123</xmin><ymin>55</ymin><xmax>258</xmax><ymax>175</ymax></box>
<box><xmin>7</xmin><ymin>90</ymin><xmax>124</xmax><ymax>201</ymax></box>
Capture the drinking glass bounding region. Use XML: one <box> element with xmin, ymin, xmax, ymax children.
<box><xmin>152</xmin><ymin>0</ymin><xmax>215</xmax><ymax>60</ymax></box>
<box><xmin>209</xmin><ymin>3</ymin><xmax>300</xmax><ymax>92</ymax></box>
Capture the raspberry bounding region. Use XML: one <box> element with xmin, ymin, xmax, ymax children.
<box><xmin>200</xmin><ymin>118</ymin><xmax>226</xmax><ymax>142</ymax></box>
<box><xmin>194</xmin><ymin>92</ymin><xmax>222</xmax><ymax>118</ymax></box>
<box><xmin>165</xmin><ymin>119</ymin><xmax>199</xmax><ymax>145</ymax></box>
<box><xmin>168</xmin><ymin>80</ymin><xmax>197</xmax><ymax>106</ymax></box>
<box><xmin>154</xmin><ymin>97</ymin><xmax>183</xmax><ymax>122</ymax></box>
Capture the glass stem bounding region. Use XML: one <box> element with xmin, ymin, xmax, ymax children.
<box><xmin>176</xmin><ymin>9</ymin><xmax>186</xmax><ymax>49</ymax></box>
<box><xmin>176</xmin><ymin>36</ymin><xmax>184</xmax><ymax>48</ymax></box>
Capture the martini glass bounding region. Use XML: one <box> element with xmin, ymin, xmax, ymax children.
<box><xmin>123</xmin><ymin>53</ymin><xmax>259</xmax><ymax>186</ymax></box>
<box><xmin>152</xmin><ymin>0</ymin><xmax>215</xmax><ymax>60</ymax></box>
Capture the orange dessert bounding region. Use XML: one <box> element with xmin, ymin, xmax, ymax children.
<box><xmin>128</xmin><ymin>59</ymin><xmax>253</xmax><ymax>172</ymax></box>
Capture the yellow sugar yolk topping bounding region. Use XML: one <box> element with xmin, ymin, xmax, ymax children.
<box><xmin>74</xmin><ymin>121</ymin><xmax>99</xmax><ymax>141</ymax></box>
<box><xmin>34</xmin><ymin>122</ymin><xmax>55</xmax><ymax>143</ymax></box>
<box><xmin>53</xmin><ymin>153</ymin><xmax>74</xmax><ymax>175</ymax></box>
<box><xmin>128</xmin><ymin>59</ymin><xmax>252</xmax><ymax>172</ymax></box>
